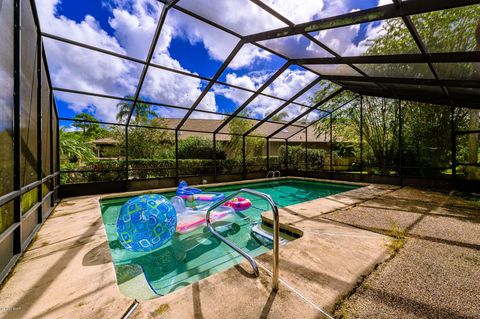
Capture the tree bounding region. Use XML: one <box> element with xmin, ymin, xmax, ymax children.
<box><xmin>72</xmin><ymin>113</ymin><xmax>107</xmax><ymax>140</ymax></box>
<box><xmin>271</xmin><ymin>111</ymin><xmax>288</xmax><ymax>122</ymax></box>
<box><xmin>227</xmin><ymin>114</ymin><xmax>265</xmax><ymax>160</ymax></box>
<box><xmin>315</xmin><ymin>96</ymin><xmax>400</xmax><ymax>173</ymax></box>
<box><xmin>117</xmin><ymin>119</ymin><xmax>174</xmax><ymax>159</ymax></box>
<box><xmin>313</xmin><ymin>6</ymin><xmax>480</xmax><ymax>176</ymax></box>
<box><xmin>116</xmin><ymin>97</ymin><xmax>157</xmax><ymax>125</ymax></box>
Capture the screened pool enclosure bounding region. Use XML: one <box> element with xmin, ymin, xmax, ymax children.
<box><xmin>1</xmin><ymin>0</ymin><xmax>479</xmax><ymax>281</ymax></box>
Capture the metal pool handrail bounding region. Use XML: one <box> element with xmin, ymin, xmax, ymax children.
<box><xmin>266</xmin><ymin>170</ymin><xmax>281</xmax><ymax>178</ymax></box>
<box><xmin>206</xmin><ymin>188</ymin><xmax>280</xmax><ymax>291</ymax></box>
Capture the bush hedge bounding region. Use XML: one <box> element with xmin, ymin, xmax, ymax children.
<box><xmin>61</xmin><ymin>156</ymin><xmax>272</xmax><ymax>184</ymax></box>
<box><xmin>278</xmin><ymin>145</ymin><xmax>325</xmax><ymax>170</ymax></box>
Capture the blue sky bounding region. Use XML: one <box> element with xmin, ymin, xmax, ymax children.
<box><xmin>38</xmin><ymin>0</ymin><xmax>389</xmax><ymax>130</ymax></box>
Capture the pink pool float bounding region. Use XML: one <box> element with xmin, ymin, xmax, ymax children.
<box><xmin>176</xmin><ymin>208</ymin><xmax>232</xmax><ymax>234</ymax></box>
<box><xmin>171</xmin><ymin>196</ymin><xmax>235</xmax><ymax>234</ymax></box>
<box><xmin>223</xmin><ymin>197</ymin><xmax>252</xmax><ymax>211</ymax></box>
<box><xmin>180</xmin><ymin>193</ymin><xmax>225</xmax><ymax>202</ymax></box>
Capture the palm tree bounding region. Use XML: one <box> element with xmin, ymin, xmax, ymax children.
<box><xmin>116</xmin><ymin>96</ymin><xmax>157</xmax><ymax>124</ymax></box>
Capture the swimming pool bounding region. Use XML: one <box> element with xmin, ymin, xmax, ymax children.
<box><xmin>100</xmin><ymin>178</ymin><xmax>358</xmax><ymax>299</ymax></box>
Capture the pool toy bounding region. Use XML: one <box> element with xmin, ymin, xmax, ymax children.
<box><xmin>171</xmin><ymin>196</ymin><xmax>235</xmax><ymax>234</ymax></box>
<box><xmin>190</xmin><ymin>193</ymin><xmax>225</xmax><ymax>201</ymax></box>
<box><xmin>176</xmin><ymin>181</ymin><xmax>225</xmax><ymax>202</ymax></box>
<box><xmin>116</xmin><ymin>194</ymin><xmax>177</xmax><ymax>252</ymax></box>
<box><xmin>176</xmin><ymin>180</ymin><xmax>202</xmax><ymax>196</ymax></box>
<box><xmin>176</xmin><ymin>208</ymin><xmax>234</xmax><ymax>234</ymax></box>
<box><xmin>223</xmin><ymin>197</ymin><xmax>252</xmax><ymax>211</ymax></box>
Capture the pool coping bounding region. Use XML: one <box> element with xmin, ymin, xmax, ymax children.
<box><xmin>99</xmin><ymin>176</ymin><xmax>370</xmax><ymax>201</ymax></box>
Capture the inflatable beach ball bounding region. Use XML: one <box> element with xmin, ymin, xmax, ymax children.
<box><xmin>116</xmin><ymin>194</ymin><xmax>177</xmax><ymax>252</ymax></box>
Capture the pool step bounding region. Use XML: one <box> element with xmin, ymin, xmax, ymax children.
<box><xmin>251</xmin><ymin>224</ymin><xmax>288</xmax><ymax>246</ymax></box>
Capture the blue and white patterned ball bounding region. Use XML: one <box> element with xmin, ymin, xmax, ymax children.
<box><xmin>116</xmin><ymin>194</ymin><xmax>177</xmax><ymax>252</ymax></box>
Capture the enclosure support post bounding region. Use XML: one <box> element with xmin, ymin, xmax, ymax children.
<box><xmin>49</xmin><ymin>91</ymin><xmax>54</xmax><ymax>208</ymax></box>
<box><xmin>213</xmin><ymin>133</ymin><xmax>217</xmax><ymax>183</ymax></box>
<box><xmin>242</xmin><ymin>136</ymin><xmax>246</xmax><ymax>179</ymax></box>
<box><xmin>399</xmin><ymin>99</ymin><xmax>403</xmax><ymax>185</ymax></box>
<box><xmin>304</xmin><ymin>128</ymin><xmax>308</xmax><ymax>177</ymax></box>
<box><xmin>37</xmin><ymin>32</ymin><xmax>43</xmax><ymax>223</ymax></box>
<box><xmin>124</xmin><ymin>126</ymin><xmax>129</xmax><ymax>180</ymax></box>
<box><xmin>329</xmin><ymin>113</ymin><xmax>333</xmax><ymax>174</ymax></box>
<box><xmin>175</xmin><ymin>130</ymin><xmax>179</xmax><ymax>185</ymax></box>
<box><xmin>451</xmin><ymin>105</ymin><xmax>457</xmax><ymax>178</ymax></box>
<box><xmin>360</xmin><ymin>96</ymin><xmax>363</xmax><ymax>174</ymax></box>
<box><xmin>266</xmin><ymin>137</ymin><xmax>270</xmax><ymax>172</ymax></box>
<box><xmin>55</xmin><ymin>101</ymin><xmax>60</xmax><ymax>199</ymax></box>
<box><xmin>285</xmin><ymin>139</ymin><xmax>288</xmax><ymax>173</ymax></box>
<box><xmin>13</xmin><ymin>0</ymin><xmax>22</xmax><ymax>254</ymax></box>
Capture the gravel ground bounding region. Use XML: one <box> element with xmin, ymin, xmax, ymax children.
<box><xmin>382</xmin><ymin>187</ymin><xmax>452</xmax><ymax>203</ymax></box>
<box><xmin>337</xmin><ymin>238</ymin><xmax>480</xmax><ymax>319</ymax></box>
<box><xmin>326</xmin><ymin>205</ymin><xmax>422</xmax><ymax>233</ymax></box>
<box><xmin>410</xmin><ymin>215</ymin><xmax>480</xmax><ymax>248</ymax></box>
<box><xmin>359</xmin><ymin>197</ymin><xmax>436</xmax><ymax>214</ymax></box>
<box><xmin>328</xmin><ymin>187</ymin><xmax>480</xmax><ymax>319</ymax></box>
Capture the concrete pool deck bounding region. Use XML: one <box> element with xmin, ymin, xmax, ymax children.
<box><xmin>0</xmin><ymin>178</ymin><xmax>436</xmax><ymax>318</ymax></box>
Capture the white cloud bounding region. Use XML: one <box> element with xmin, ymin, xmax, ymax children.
<box><xmin>39</xmin><ymin>0</ymin><xmax>369</xmax><ymax>123</ymax></box>
<box><xmin>310</xmin><ymin>19</ymin><xmax>388</xmax><ymax>56</ymax></box>
<box><xmin>178</xmin><ymin>0</ymin><xmax>287</xmax><ymax>35</ymax></box>
<box><xmin>261</xmin><ymin>0</ymin><xmax>325</xmax><ymax>24</ymax></box>
<box><xmin>217</xmin><ymin>67</ymin><xmax>318</xmax><ymax>119</ymax></box>
<box><xmin>308</xmin><ymin>0</ymin><xmax>392</xmax><ymax>57</ymax></box>
<box><xmin>62</xmin><ymin>124</ymin><xmax>81</xmax><ymax>132</ymax></box>
<box><xmin>38</xmin><ymin>0</ymin><xmax>125</xmax><ymax>54</ymax></box>
<box><xmin>109</xmin><ymin>6</ymin><xmax>162</xmax><ymax>60</ymax></box>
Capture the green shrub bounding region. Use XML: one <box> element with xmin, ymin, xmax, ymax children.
<box><xmin>278</xmin><ymin>145</ymin><xmax>325</xmax><ymax>170</ymax></box>
<box><xmin>177</xmin><ymin>136</ymin><xmax>226</xmax><ymax>160</ymax></box>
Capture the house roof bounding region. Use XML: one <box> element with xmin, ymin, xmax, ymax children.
<box><xmin>165</xmin><ymin>119</ymin><xmax>333</xmax><ymax>143</ymax></box>
<box><xmin>90</xmin><ymin>138</ymin><xmax>120</xmax><ymax>146</ymax></box>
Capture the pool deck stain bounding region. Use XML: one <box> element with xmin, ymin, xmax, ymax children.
<box><xmin>0</xmin><ymin>177</ymin><xmax>398</xmax><ymax>319</ymax></box>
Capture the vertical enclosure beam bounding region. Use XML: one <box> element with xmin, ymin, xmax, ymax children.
<box><xmin>213</xmin><ymin>133</ymin><xmax>217</xmax><ymax>183</ymax></box>
<box><xmin>242</xmin><ymin>136</ymin><xmax>246</xmax><ymax>179</ymax></box>
<box><xmin>451</xmin><ymin>105</ymin><xmax>457</xmax><ymax>178</ymax></box>
<box><xmin>36</xmin><ymin>30</ymin><xmax>43</xmax><ymax>223</ymax></box>
<box><xmin>55</xmin><ymin>100</ymin><xmax>60</xmax><ymax>197</ymax></box>
<box><xmin>360</xmin><ymin>95</ymin><xmax>363</xmax><ymax>174</ymax></box>
<box><xmin>49</xmin><ymin>91</ymin><xmax>54</xmax><ymax>208</ymax></box>
<box><xmin>175</xmin><ymin>130</ymin><xmax>179</xmax><ymax>184</ymax></box>
<box><xmin>304</xmin><ymin>128</ymin><xmax>308</xmax><ymax>177</ymax></box>
<box><xmin>124</xmin><ymin>127</ymin><xmax>129</xmax><ymax>180</ymax></box>
<box><xmin>329</xmin><ymin>113</ymin><xmax>333</xmax><ymax>173</ymax></box>
<box><xmin>266</xmin><ymin>137</ymin><xmax>270</xmax><ymax>172</ymax></box>
<box><xmin>398</xmin><ymin>99</ymin><xmax>404</xmax><ymax>182</ymax></box>
<box><xmin>13</xmin><ymin>0</ymin><xmax>22</xmax><ymax>254</ymax></box>
<box><xmin>284</xmin><ymin>139</ymin><xmax>288</xmax><ymax>172</ymax></box>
